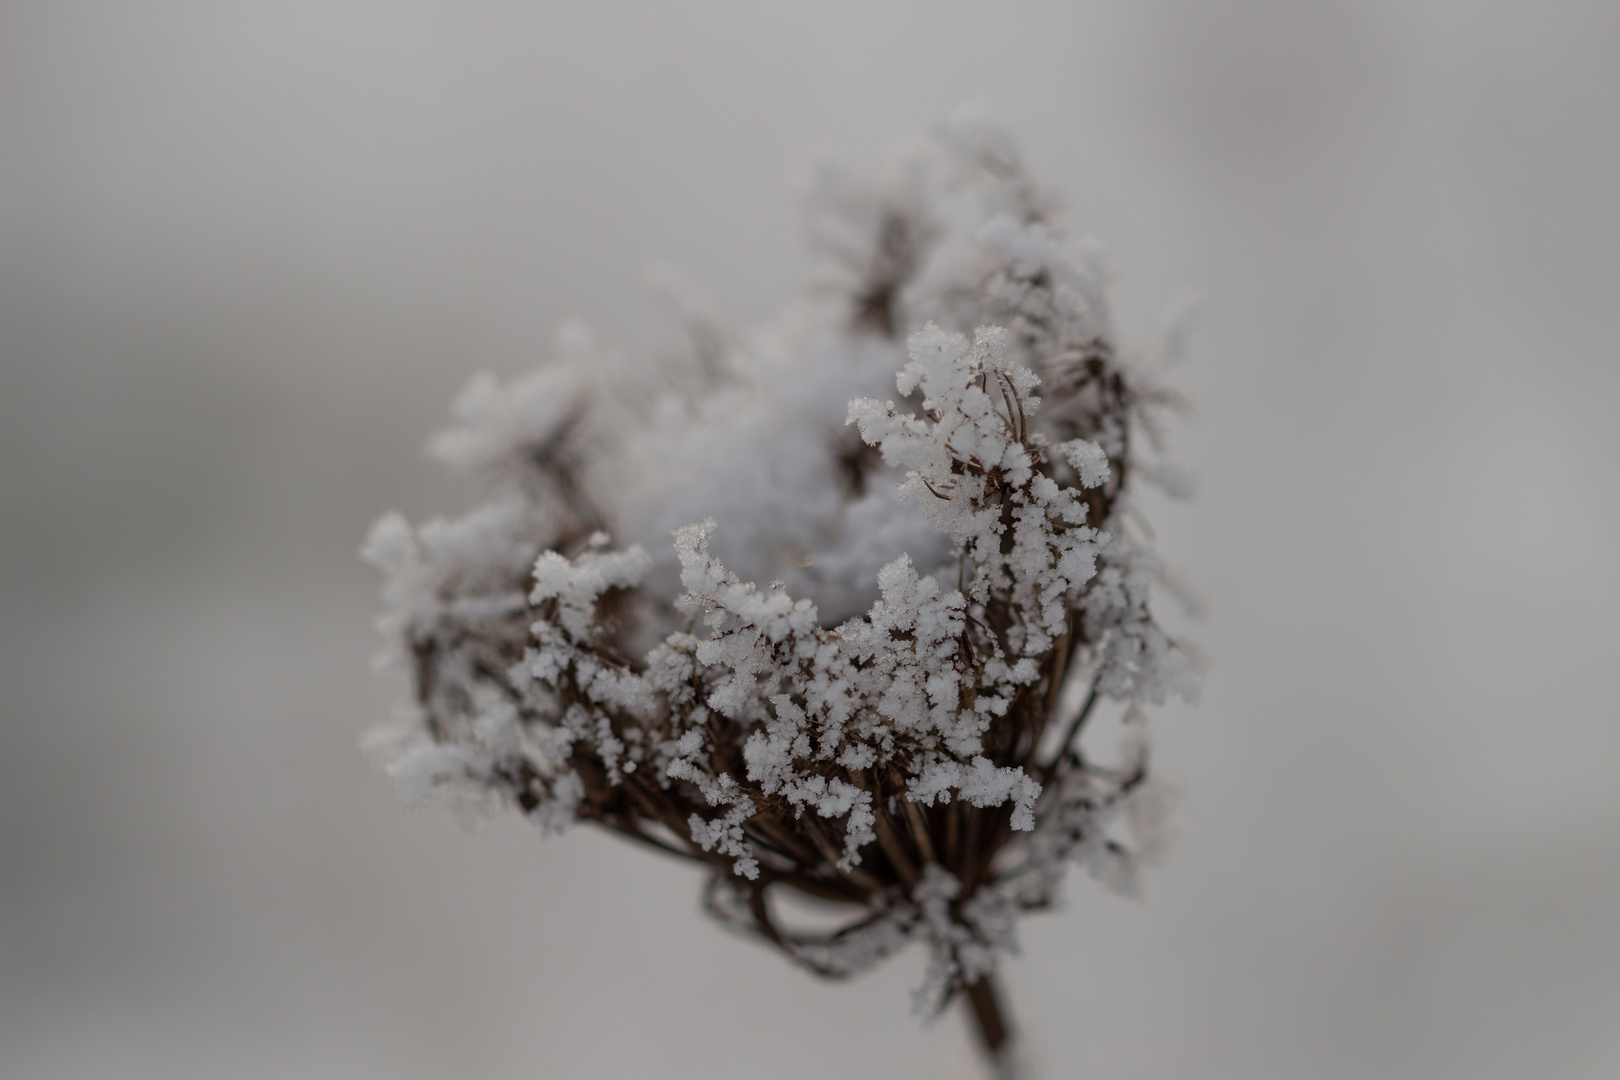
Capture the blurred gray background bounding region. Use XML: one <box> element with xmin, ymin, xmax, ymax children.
<box><xmin>3</xmin><ymin>2</ymin><xmax>1617</xmax><ymax>1077</ymax></box>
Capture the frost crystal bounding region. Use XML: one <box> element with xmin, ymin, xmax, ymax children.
<box><xmin>364</xmin><ymin>114</ymin><xmax>1198</xmax><ymax>1041</ymax></box>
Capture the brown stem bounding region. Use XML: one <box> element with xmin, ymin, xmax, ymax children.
<box><xmin>964</xmin><ymin>972</ymin><xmax>1015</xmax><ymax>1070</ymax></box>
<box><xmin>1039</xmin><ymin>675</ymin><xmax>1101</xmax><ymax>787</ymax></box>
<box><xmin>870</xmin><ymin>799</ymin><xmax>920</xmax><ymax>887</ymax></box>
<box><xmin>900</xmin><ymin>795</ymin><xmax>937</xmax><ymax>866</ymax></box>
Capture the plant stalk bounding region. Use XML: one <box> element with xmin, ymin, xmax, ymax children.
<box><xmin>964</xmin><ymin>972</ymin><xmax>1016</xmax><ymax>1075</ymax></box>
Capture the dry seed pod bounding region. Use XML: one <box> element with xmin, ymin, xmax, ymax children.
<box><xmin>364</xmin><ymin>112</ymin><xmax>1197</xmax><ymax>1075</ymax></box>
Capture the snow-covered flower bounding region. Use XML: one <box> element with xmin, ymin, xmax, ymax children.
<box><xmin>364</xmin><ymin>111</ymin><xmax>1197</xmax><ymax>1074</ymax></box>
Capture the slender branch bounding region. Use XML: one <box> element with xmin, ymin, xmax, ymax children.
<box><xmin>801</xmin><ymin>816</ymin><xmax>883</xmax><ymax>894</ymax></box>
<box><xmin>1040</xmin><ymin>676</ymin><xmax>1101</xmax><ymax>786</ymax></box>
<box><xmin>1019</xmin><ymin>626</ymin><xmax>1072</xmax><ymax>769</ymax></box>
<box><xmin>870</xmin><ymin>798</ymin><xmax>920</xmax><ymax>886</ymax></box>
<box><xmin>959</xmin><ymin>804</ymin><xmax>985</xmax><ymax>891</ymax></box>
<box><xmin>598</xmin><ymin>817</ymin><xmax>708</xmax><ymax>866</ymax></box>
<box><xmin>900</xmin><ymin>795</ymin><xmax>938</xmax><ymax>866</ymax></box>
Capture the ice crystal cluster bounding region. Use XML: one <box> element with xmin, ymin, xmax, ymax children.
<box><xmin>365</xmin><ymin>114</ymin><xmax>1197</xmax><ymax>1022</ymax></box>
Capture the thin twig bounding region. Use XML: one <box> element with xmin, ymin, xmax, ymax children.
<box><xmin>1040</xmin><ymin>675</ymin><xmax>1101</xmax><ymax>787</ymax></box>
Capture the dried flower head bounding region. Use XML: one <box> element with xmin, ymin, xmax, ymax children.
<box><xmin>364</xmin><ymin>112</ymin><xmax>1197</xmax><ymax>1073</ymax></box>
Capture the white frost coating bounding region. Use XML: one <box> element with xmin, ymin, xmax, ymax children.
<box><xmin>849</xmin><ymin>324</ymin><xmax>1109</xmax><ymax>658</ymax></box>
<box><xmin>365</xmin><ymin>113</ymin><xmax>1199</xmax><ymax>1018</ymax></box>
<box><xmin>388</xmin><ymin>743</ymin><xmax>493</xmax><ymax>805</ymax></box>
<box><xmin>689</xmin><ymin>800</ymin><xmax>761</xmax><ymax>881</ymax></box>
<box><xmin>1059</xmin><ymin>439</ymin><xmax>1111</xmax><ymax>490</ymax></box>
<box><xmin>531</xmin><ymin>538</ymin><xmax>652</xmax><ymax>640</ymax></box>
<box><xmin>425</xmin><ymin>321</ymin><xmax>604</xmax><ymax>474</ymax></box>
